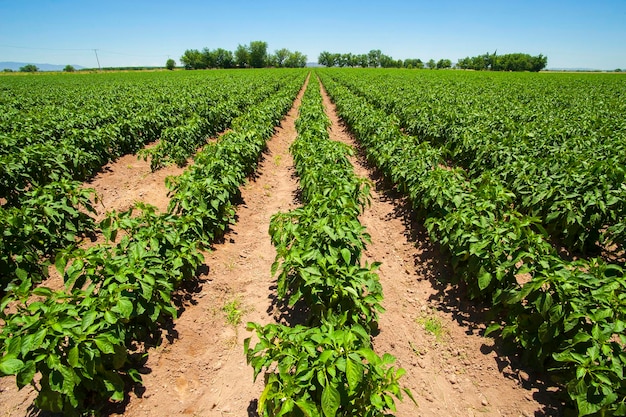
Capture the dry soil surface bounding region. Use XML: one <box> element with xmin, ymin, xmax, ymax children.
<box><xmin>0</xmin><ymin>76</ymin><xmax>565</xmax><ymax>417</ymax></box>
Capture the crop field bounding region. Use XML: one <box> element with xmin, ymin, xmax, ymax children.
<box><xmin>0</xmin><ymin>68</ymin><xmax>625</xmax><ymax>416</ymax></box>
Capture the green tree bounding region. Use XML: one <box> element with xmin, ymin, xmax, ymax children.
<box><xmin>272</xmin><ymin>48</ymin><xmax>291</xmax><ymax>67</ymax></box>
<box><xmin>165</xmin><ymin>59</ymin><xmax>176</xmax><ymax>70</ymax></box>
<box><xmin>180</xmin><ymin>49</ymin><xmax>203</xmax><ymax>70</ymax></box>
<box><xmin>379</xmin><ymin>53</ymin><xmax>396</xmax><ymax>68</ymax></box>
<box><xmin>19</xmin><ymin>64</ymin><xmax>38</xmax><ymax>72</ymax></box>
<box><xmin>235</xmin><ymin>44</ymin><xmax>249</xmax><ymax>68</ymax></box>
<box><xmin>356</xmin><ymin>54</ymin><xmax>368</xmax><ymax>68</ymax></box>
<box><xmin>404</xmin><ymin>58</ymin><xmax>423</xmax><ymax>69</ymax></box>
<box><xmin>285</xmin><ymin>51</ymin><xmax>307</xmax><ymax>68</ymax></box>
<box><xmin>63</xmin><ymin>65</ymin><xmax>75</xmax><ymax>72</ymax></box>
<box><xmin>530</xmin><ymin>54</ymin><xmax>548</xmax><ymax>72</ymax></box>
<box><xmin>213</xmin><ymin>48</ymin><xmax>234</xmax><ymax>68</ymax></box>
<box><xmin>458</xmin><ymin>52</ymin><xmax>547</xmax><ymax>72</ymax></box>
<box><xmin>367</xmin><ymin>49</ymin><xmax>382</xmax><ymax>67</ymax></box>
<box><xmin>436</xmin><ymin>58</ymin><xmax>452</xmax><ymax>69</ymax></box>
<box><xmin>341</xmin><ymin>53</ymin><xmax>356</xmax><ymax>67</ymax></box>
<box><xmin>249</xmin><ymin>41</ymin><xmax>268</xmax><ymax>68</ymax></box>
<box><xmin>201</xmin><ymin>47</ymin><xmax>216</xmax><ymax>68</ymax></box>
<box><xmin>426</xmin><ymin>59</ymin><xmax>436</xmax><ymax>69</ymax></box>
<box><xmin>318</xmin><ymin>51</ymin><xmax>337</xmax><ymax>67</ymax></box>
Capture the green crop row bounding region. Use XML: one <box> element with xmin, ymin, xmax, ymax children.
<box><xmin>0</xmin><ymin>73</ymin><xmax>305</xmax><ymax>416</ymax></box>
<box><xmin>323</xmin><ymin>68</ymin><xmax>626</xmax><ymax>255</ymax></box>
<box><xmin>0</xmin><ymin>180</ymin><xmax>98</xmax><ymax>295</ymax></box>
<box><xmin>319</xmin><ymin>72</ymin><xmax>626</xmax><ymax>416</ymax></box>
<box><xmin>245</xmin><ymin>77</ymin><xmax>413</xmax><ymax>417</ymax></box>
<box><xmin>0</xmin><ymin>70</ymin><xmax>304</xmax><ymax>205</ymax></box>
<box><xmin>0</xmin><ymin>70</ymin><xmax>305</xmax><ymax>294</ymax></box>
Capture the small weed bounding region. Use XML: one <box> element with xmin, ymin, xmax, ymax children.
<box><xmin>409</xmin><ymin>340</ymin><xmax>426</xmax><ymax>356</ymax></box>
<box><xmin>273</xmin><ymin>154</ymin><xmax>282</xmax><ymax>166</ymax></box>
<box><xmin>416</xmin><ymin>314</ymin><xmax>447</xmax><ymax>341</ymax></box>
<box><xmin>224</xmin><ymin>259</ymin><xmax>236</xmax><ymax>272</ymax></box>
<box><xmin>222</xmin><ymin>298</ymin><xmax>244</xmax><ymax>326</ymax></box>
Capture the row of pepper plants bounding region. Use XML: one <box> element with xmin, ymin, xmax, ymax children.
<box><xmin>318</xmin><ymin>71</ymin><xmax>626</xmax><ymax>416</ymax></box>
<box><xmin>0</xmin><ymin>70</ymin><xmax>296</xmax><ymax>205</ymax></box>
<box><xmin>0</xmin><ymin>72</ymin><xmax>306</xmax><ymax>415</ymax></box>
<box><xmin>245</xmin><ymin>77</ymin><xmax>413</xmax><ymax>417</ymax></box>
<box><xmin>323</xmin><ymin>69</ymin><xmax>626</xmax><ymax>255</ymax></box>
<box><xmin>0</xmin><ymin>70</ymin><xmax>306</xmax><ymax>296</ymax></box>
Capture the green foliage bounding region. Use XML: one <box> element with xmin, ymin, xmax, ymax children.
<box><xmin>319</xmin><ymin>68</ymin><xmax>626</xmax><ymax>415</ymax></box>
<box><xmin>0</xmin><ymin>180</ymin><xmax>97</xmax><ymax>293</ymax></box>
<box><xmin>165</xmin><ymin>58</ymin><xmax>176</xmax><ymax>70</ymax></box>
<box><xmin>0</xmin><ymin>69</ymin><xmax>307</xmax><ymax>414</ymax></box>
<box><xmin>222</xmin><ymin>298</ymin><xmax>244</xmax><ymax>326</ymax></box>
<box><xmin>0</xmin><ymin>287</ymin><xmax>133</xmax><ymax>415</ymax></box>
<box><xmin>436</xmin><ymin>59</ymin><xmax>452</xmax><ymax>69</ymax></box>
<box><xmin>19</xmin><ymin>64</ymin><xmax>38</xmax><ymax>72</ymax></box>
<box><xmin>235</xmin><ymin>44</ymin><xmax>250</xmax><ymax>68</ymax></box>
<box><xmin>246</xmin><ymin>317</ymin><xmax>412</xmax><ymax>417</ymax></box>
<box><xmin>457</xmin><ymin>52</ymin><xmax>547</xmax><ymax>71</ymax></box>
<box><xmin>249</xmin><ymin>41</ymin><xmax>269</xmax><ymax>68</ymax></box>
<box><xmin>182</xmin><ymin>41</ymin><xmax>298</xmax><ymax>69</ymax></box>
<box><xmin>179</xmin><ymin>49</ymin><xmax>203</xmax><ymax>69</ymax></box>
<box><xmin>246</xmin><ymin>77</ymin><xmax>412</xmax><ymax>417</ymax></box>
<box><xmin>319</xmin><ymin>50</ymin><xmax>401</xmax><ymax>68</ymax></box>
<box><xmin>63</xmin><ymin>65</ymin><xmax>75</xmax><ymax>72</ymax></box>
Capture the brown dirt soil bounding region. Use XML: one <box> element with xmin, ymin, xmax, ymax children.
<box><xmin>0</xmin><ymin>76</ymin><xmax>565</xmax><ymax>417</ymax></box>
<box><xmin>87</xmin><ymin>143</ymin><xmax>191</xmax><ymax>222</ymax></box>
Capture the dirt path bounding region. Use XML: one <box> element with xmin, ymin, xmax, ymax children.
<box><xmin>318</xmin><ymin>81</ymin><xmax>563</xmax><ymax>417</ymax></box>
<box><xmin>86</xmin><ymin>143</ymin><xmax>192</xmax><ymax>222</ymax></box>
<box><xmin>1</xmin><ymin>76</ymin><xmax>565</xmax><ymax>417</ymax></box>
<box><xmin>108</xmin><ymin>79</ymin><xmax>308</xmax><ymax>417</ymax></box>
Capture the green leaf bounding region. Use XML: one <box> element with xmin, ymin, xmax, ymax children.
<box><xmin>104</xmin><ymin>310</ymin><xmax>117</xmax><ymax>324</ymax></box>
<box><xmin>0</xmin><ymin>358</ymin><xmax>24</xmax><ymax>375</ymax></box>
<box><xmin>32</xmin><ymin>287</ymin><xmax>53</xmax><ymax>297</ymax></box>
<box><xmin>16</xmin><ymin>360</ymin><xmax>36</xmax><ymax>389</ymax></box>
<box><xmin>295</xmin><ymin>398</ymin><xmax>321</xmax><ymax>417</ymax></box>
<box><xmin>484</xmin><ymin>322</ymin><xmax>501</xmax><ymax>337</ymax></box>
<box><xmin>357</xmin><ymin>348</ymin><xmax>379</xmax><ymax>365</ymax></box>
<box><xmin>321</xmin><ymin>384</ymin><xmax>340</xmax><ymax>417</ymax></box>
<box><xmin>477</xmin><ymin>268</ymin><xmax>492</xmax><ymax>291</ymax></box>
<box><xmin>258</xmin><ymin>380</ymin><xmax>273</xmax><ymax>414</ymax></box>
<box><xmin>112</xmin><ymin>298</ymin><xmax>134</xmax><ymax>318</ymax></box>
<box><xmin>68</xmin><ymin>346</ymin><xmax>79</xmax><ymax>368</ymax></box>
<box><xmin>340</xmin><ymin>248</ymin><xmax>351</xmax><ymax>265</ymax></box>
<box><xmin>81</xmin><ymin>310</ymin><xmax>97</xmax><ymax>332</ymax></box>
<box><xmin>346</xmin><ymin>357</ymin><xmax>363</xmax><ymax>392</ymax></box>
<box><xmin>54</xmin><ymin>252</ymin><xmax>70</xmax><ymax>276</ymax></box>
<box><xmin>94</xmin><ymin>335</ymin><xmax>115</xmax><ymax>354</ymax></box>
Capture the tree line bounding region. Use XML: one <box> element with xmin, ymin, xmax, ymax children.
<box><xmin>457</xmin><ymin>51</ymin><xmax>547</xmax><ymax>72</ymax></box>
<box><xmin>318</xmin><ymin>50</ymin><xmax>547</xmax><ymax>71</ymax></box>
<box><xmin>318</xmin><ymin>50</ymin><xmax>455</xmax><ymax>69</ymax></box>
<box><xmin>178</xmin><ymin>41</ymin><xmax>307</xmax><ymax>70</ymax></box>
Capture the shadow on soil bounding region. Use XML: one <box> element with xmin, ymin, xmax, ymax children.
<box><xmin>348</xmin><ymin>137</ymin><xmax>568</xmax><ymax>417</ymax></box>
<box><xmin>79</xmin><ymin>265</ymin><xmax>211</xmax><ymax>417</ymax></box>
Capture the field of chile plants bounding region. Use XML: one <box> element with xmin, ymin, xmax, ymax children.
<box><xmin>0</xmin><ymin>67</ymin><xmax>625</xmax><ymax>416</ymax></box>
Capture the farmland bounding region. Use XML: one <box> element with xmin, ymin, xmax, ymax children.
<box><xmin>0</xmin><ymin>68</ymin><xmax>625</xmax><ymax>416</ymax></box>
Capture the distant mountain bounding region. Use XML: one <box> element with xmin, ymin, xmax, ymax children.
<box><xmin>546</xmin><ymin>67</ymin><xmax>604</xmax><ymax>72</ymax></box>
<box><xmin>0</xmin><ymin>62</ymin><xmax>85</xmax><ymax>72</ymax></box>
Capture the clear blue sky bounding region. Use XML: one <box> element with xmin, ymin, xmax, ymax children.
<box><xmin>1</xmin><ymin>0</ymin><xmax>624</xmax><ymax>70</ymax></box>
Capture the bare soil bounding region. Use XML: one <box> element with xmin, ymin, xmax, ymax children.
<box><xmin>0</xmin><ymin>76</ymin><xmax>565</xmax><ymax>417</ymax></box>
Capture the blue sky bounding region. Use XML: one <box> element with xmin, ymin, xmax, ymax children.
<box><xmin>1</xmin><ymin>0</ymin><xmax>624</xmax><ymax>69</ymax></box>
